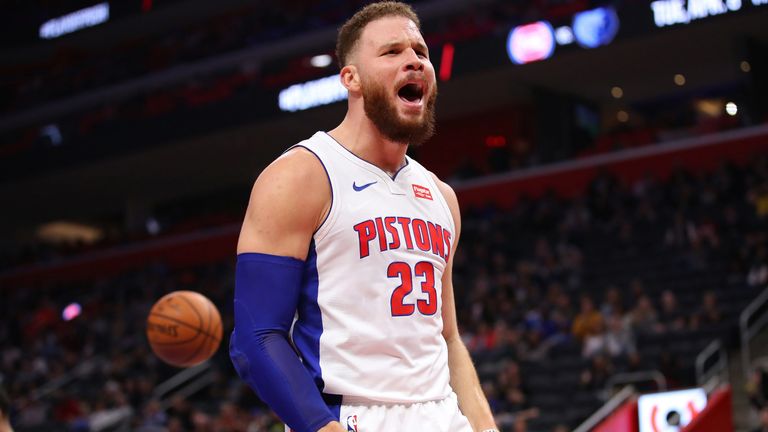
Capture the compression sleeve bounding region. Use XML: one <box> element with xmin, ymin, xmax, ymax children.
<box><xmin>229</xmin><ymin>253</ymin><xmax>336</xmax><ymax>432</ymax></box>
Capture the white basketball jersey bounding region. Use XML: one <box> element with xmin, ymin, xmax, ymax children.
<box><xmin>288</xmin><ymin>131</ymin><xmax>455</xmax><ymax>404</ymax></box>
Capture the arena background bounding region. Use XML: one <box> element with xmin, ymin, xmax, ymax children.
<box><xmin>1</xmin><ymin>0</ymin><xmax>768</xmax><ymax>431</ymax></box>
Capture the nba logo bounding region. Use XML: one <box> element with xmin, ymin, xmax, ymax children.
<box><xmin>346</xmin><ymin>415</ymin><xmax>358</xmax><ymax>432</ymax></box>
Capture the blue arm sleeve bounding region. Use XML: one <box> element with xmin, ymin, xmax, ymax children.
<box><xmin>229</xmin><ymin>253</ymin><xmax>336</xmax><ymax>432</ymax></box>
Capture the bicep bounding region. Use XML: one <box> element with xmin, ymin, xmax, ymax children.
<box><xmin>237</xmin><ymin>149</ymin><xmax>330</xmax><ymax>259</ymax></box>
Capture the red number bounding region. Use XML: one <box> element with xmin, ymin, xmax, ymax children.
<box><xmin>388</xmin><ymin>262</ymin><xmax>414</xmax><ymax>316</ymax></box>
<box><xmin>388</xmin><ymin>261</ymin><xmax>437</xmax><ymax>317</ymax></box>
<box><xmin>415</xmin><ymin>261</ymin><xmax>438</xmax><ymax>315</ymax></box>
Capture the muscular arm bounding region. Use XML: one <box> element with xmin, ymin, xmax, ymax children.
<box><xmin>433</xmin><ymin>175</ymin><xmax>498</xmax><ymax>432</ymax></box>
<box><xmin>237</xmin><ymin>148</ymin><xmax>329</xmax><ymax>258</ymax></box>
<box><xmin>232</xmin><ymin>149</ymin><xmax>344</xmax><ymax>432</ymax></box>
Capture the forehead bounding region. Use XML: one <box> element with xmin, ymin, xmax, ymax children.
<box><xmin>359</xmin><ymin>15</ymin><xmax>424</xmax><ymax>50</ymax></box>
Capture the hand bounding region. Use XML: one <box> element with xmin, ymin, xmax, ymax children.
<box><xmin>317</xmin><ymin>420</ymin><xmax>346</xmax><ymax>432</ymax></box>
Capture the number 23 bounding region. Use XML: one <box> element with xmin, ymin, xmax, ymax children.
<box><xmin>388</xmin><ymin>261</ymin><xmax>438</xmax><ymax>316</ymax></box>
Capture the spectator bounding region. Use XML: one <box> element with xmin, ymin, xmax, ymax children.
<box><xmin>753</xmin><ymin>406</ymin><xmax>768</xmax><ymax>432</ymax></box>
<box><xmin>690</xmin><ymin>290</ymin><xmax>722</xmax><ymax>329</ymax></box>
<box><xmin>582</xmin><ymin>319</ymin><xmax>607</xmax><ymax>358</ymax></box>
<box><xmin>497</xmin><ymin>361</ymin><xmax>527</xmax><ymax>396</ymax></box>
<box><xmin>599</xmin><ymin>285</ymin><xmax>624</xmax><ymax>320</ymax></box>
<box><xmin>748</xmin><ymin>366</ymin><xmax>768</xmax><ymax>411</ymax></box>
<box><xmin>214</xmin><ymin>401</ymin><xmax>248</xmax><ymax>431</ymax></box>
<box><xmin>665</xmin><ymin>211</ymin><xmax>697</xmax><ymax>247</ymax></box>
<box><xmin>583</xmin><ymin>314</ymin><xmax>636</xmax><ymax>359</ymax></box>
<box><xmin>580</xmin><ymin>354</ymin><xmax>614</xmax><ymax>391</ymax></box>
<box><xmin>572</xmin><ymin>295</ymin><xmax>604</xmax><ymax>343</ymax></box>
<box><xmin>658</xmin><ymin>290</ymin><xmax>687</xmax><ymax>332</ymax></box>
<box><xmin>626</xmin><ymin>295</ymin><xmax>658</xmax><ymax>335</ymax></box>
<box><xmin>137</xmin><ymin>400</ymin><xmax>166</xmax><ymax>431</ymax></box>
<box><xmin>749</xmin><ymin>182</ymin><xmax>768</xmax><ymax>219</ymax></box>
<box><xmin>659</xmin><ymin>352</ymin><xmax>685</xmax><ymax>389</ymax></box>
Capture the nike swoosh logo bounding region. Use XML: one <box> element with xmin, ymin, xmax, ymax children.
<box><xmin>352</xmin><ymin>181</ymin><xmax>377</xmax><ymax>192</ymax></box>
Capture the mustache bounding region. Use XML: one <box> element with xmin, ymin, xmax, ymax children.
<box><xmin>395</xmin><ymin>72</ymin><xmax>430</xmax><ymax>90</ymax></box>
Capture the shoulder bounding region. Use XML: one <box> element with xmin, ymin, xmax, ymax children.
<box><xmin>429</xmin><ymin>171</ymin><xmax>461</xmax><ymax>234</ymax></box>
<box><xmin>250</xmin><ymin>146</ymin><xmax>331</xmax><ymax>217</ymax></box>
<box><xmin>258</xmin><ymin>146</ymin><xmax>327</xmax><ymax>187</ymax></box>
<box><xmin>237</xmin><ymin>145</ymin><xmax>331</xmax><ymax>256</ymax></box>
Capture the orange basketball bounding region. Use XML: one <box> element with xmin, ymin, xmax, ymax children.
<box><xmin>146</xmin><ymin>290</ymin><xmax>223</xmax><ymax>367</ymax></box>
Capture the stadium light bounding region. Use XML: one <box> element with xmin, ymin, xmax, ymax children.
<box><xmin>62</xmin><ymin>303</ymin><xmax>83</xmax><ymax>321</ymax></box>
<box><xmin>554</xmin><ymin>26</ymin><xmax>574</xmax><ymax>45</ymax></box>
<box><xmin>572</xmin><ymin>6</ymin><xmax>620</xmax><ymax>49</ymax></box>
<box><xmin>507</xmin><ymin>21</ymin><xmax>556</xmax><ymax>65</ymax></box>
<box><xmin>310</xmin><ymin>54</ymin><xmax>333</xmax><ymax>68</ymax></box>
<box><xmin>39</xmin><ymin>3</ymin><xmax>110</xmax><ymax>39</ymax></box>
<box><xmin>278</xmin><ymin>74</ymin><xmax>347</xmax><ymax>112</ymax></box>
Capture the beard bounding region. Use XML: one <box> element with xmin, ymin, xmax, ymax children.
<box><xmin>361</xmin><ymin>74</ymin><xmax>437</xmax><ymax>146</ymax></box>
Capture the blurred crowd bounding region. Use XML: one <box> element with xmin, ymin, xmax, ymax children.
<box><xmin>1</xmin><ymin>154</ymin><xmax>766</xmax><ymax>431</ymax></box>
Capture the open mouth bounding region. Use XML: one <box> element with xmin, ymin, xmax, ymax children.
<box><xmin>397</xmin><ymin>82</ymin><xmax>424</xmax><ymax>105</ymax></box>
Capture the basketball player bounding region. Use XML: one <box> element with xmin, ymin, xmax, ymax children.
<box><xmin>229</xmin><ymin>2</ymin><xmax>498</xmax><ymax>432</ymax></box>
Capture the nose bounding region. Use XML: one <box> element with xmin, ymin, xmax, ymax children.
<box><xmin>403</xmin><ymin>48</ymin><xmax>424</xmax><ymax>72</ymax></box>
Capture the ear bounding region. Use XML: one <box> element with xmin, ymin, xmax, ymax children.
<box><xmin>340</xmin><ymin>64</ymin><xmax>361</xmax><ymax>93</ymax></box>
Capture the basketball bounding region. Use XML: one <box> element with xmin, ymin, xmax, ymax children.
<box><xmin>146</xmin><ymin>290</ymin><xmax>223</xmax><ymax>367</ymax></box>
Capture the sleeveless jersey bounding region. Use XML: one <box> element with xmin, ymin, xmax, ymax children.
<box><xmin>288</xmin><ymin>131</ymin><xmax>455</xmax><ymax>404</ymax></box>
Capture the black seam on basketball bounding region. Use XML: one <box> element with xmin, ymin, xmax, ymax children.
<box><xmin>176</xmin><ymin>292</ymin><xmax>204</xmax><ymax>329</ymax></box>
<box><xmin>178</xmin><ymin>334</ymin><xmax>207</xmax><ymax>366</ymax></box>
<box><xmin>177</xmin><ymin>304</ymin><xmax>213</xmax><ymax>366</ymax></box>
<box><xmin>146</xmin><ymin>336</ymin><xmax>204</xmax><ymax>346</ymax></box>
<box><xmin>148</xmin><ymin>312</ymin><xmax>220</xmax><ymax>340</ymax></box>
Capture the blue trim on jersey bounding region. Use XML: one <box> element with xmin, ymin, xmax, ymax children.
<box><xmin>284</xmin><ymin>144</ymin><xmax>334</xmax><ymax>235</ymax></box>
<box><xmin>291</xmin><ymin>240</ymin><xmax>326</xmax><ymax>390</ymax></box>
<box><xmin>322</xmin><ymin>131</ymin><xmax>410</xmax><ymax>181</ymax></box>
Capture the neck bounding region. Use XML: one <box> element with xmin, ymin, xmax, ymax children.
<box><xmin>327</xmin><ymin>110</ymin><xmax>408</xmax><ymax>176</ymax></box>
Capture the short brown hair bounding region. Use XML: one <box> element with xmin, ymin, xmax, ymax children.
<box><xmin>336</xmin><ymin>1</ymin><xmax>421</xmax><ymax>68</ymax></box>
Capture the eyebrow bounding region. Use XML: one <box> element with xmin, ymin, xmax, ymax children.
<box><xmin>379</xmin><ymin>40</ymin><xmax>429</xmax><ymax>54</ymax></box>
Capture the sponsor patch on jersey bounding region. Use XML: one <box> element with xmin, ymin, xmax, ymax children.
<box><xmin>412</xmin><ymin>184</ymin><xmax>433</xmax><ymax>200</ymax></box>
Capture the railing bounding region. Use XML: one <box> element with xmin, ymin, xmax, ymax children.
<box><xmin>573</xmin><ymin>371</ymin><xmax>667</xmax><ymax>432</ymax></box>
<box><xmin>695</xmin><ymin>339</ymin><xmax>728</xmax><ymax>390</ymax></box>
<box><xmin>572</xmin><ymin>385</ymin><xmax>635</xmax><ymax>432</ymax></box>
<box><xmin>153</xmin><ymin>361</ymin><xmax>216</xmax><ymax>410</ymax></box>
<box><xmin>22</xmin><ymin>356</ymin><xmax>105</xmax><ymax>409</ymax></box>
<box><xmin>16</xmin><ymin>356</ymin><xmax>134</xmax><ymax>431</ymax></box>
<box><xmin>740</xmin><ymin>286</ymin><xmax>768</xmax><ymax>379</ymax></box>
<box><xmin>604</xmin><ymin>370</ymin><xmax>667</xmax><ymax>396</ymax></box>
